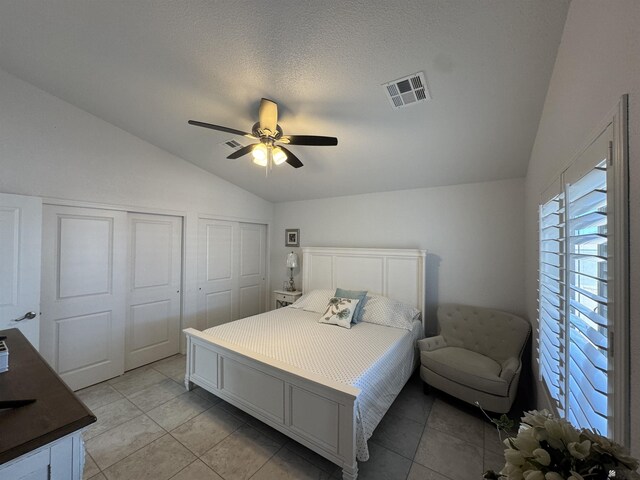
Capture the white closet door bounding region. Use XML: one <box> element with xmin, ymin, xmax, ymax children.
<box><xmin>125</xmin><ymin>213</ymin><xmax>182</xmax><ymax>370</ymax></box>
<box><xmin>198</xmin><ymin>219</ymin><xmax>238</xmax><ymax>328</ymax></box>
<box><xmin>41</xmin><ymin>205</ymin><xmax>127</xmax><ymax>390</ymax></box>
<box><xmin>238</xmin><ymin>223</ymin><xmax>266</xmax><ymax>319</ymax></box>
<box><xmin>0</xmin><ymin>193</ymin><xmax>42</xmax><ymax>348</ymax></box>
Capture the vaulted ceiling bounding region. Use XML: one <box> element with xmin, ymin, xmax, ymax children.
<box><xmin>0</xmin><ymin>0</ymin><xmax>569</xmax><ymax>202</ymax></box>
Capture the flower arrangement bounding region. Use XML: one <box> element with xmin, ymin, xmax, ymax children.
<box><xmin>483</xmin><ymin>409</ymin><xmax>639</xmax><ymax>480</ymax></box>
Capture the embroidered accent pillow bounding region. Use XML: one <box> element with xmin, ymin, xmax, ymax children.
<box><xmin>334</xmin><ymin>288</ymin><xmax>368</xmax><ymax>324</ymax></box>
<box><xmin>318</xmin><ymin>297</ymin><xmax>360</xmax><ymax>329</ymax></box>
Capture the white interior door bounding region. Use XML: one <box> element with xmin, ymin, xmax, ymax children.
<box><xmin>238</xmin><ymin>223</ymin><xmax>266</xmax><ymax>319</ymax></box>
<box><xmin>197</xmin><ymin>219</ymin><xmax>267</xmax><ymax>329</ymax></box>
<box><xmin>125</xmin><ymin>213</ymin><xmax>182</xmax><ymax>370</ymax></box>
<box><xmin>0</xmin><ymin>193</ymin><xmax>42</xmax><ymax>348</ymax></box>
<box><xmin>197</xmin><ymin>219</ymin><xmax>237</xmax><ymax>329</ymax></box>
<box><xmin>41</xmin><ymin>205</ymin><xmax>127</xmax><ymax>390</ymax></box>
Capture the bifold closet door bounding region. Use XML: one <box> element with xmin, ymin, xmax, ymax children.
<box><xmin>41</xmin><ymin>205</ymin><xmax>127</xmax><ymax>390</ymax></box>
<box><xmin>197</xmin><ymin>219</ymin><xmax>266</xmax><ymax>329</ymax></box>
<box><xmin>238</xmin><ymin>223</ymin><xmax>266</xmax><ymax>318</ymax></box>
<box><xmin>125</xmin><ymin>213</ymin><xmax>182</xmax><ymax>370</ymax></box>
<box><xmin>198</xmin><ymin>219</ymin><xmax>237</xmax><ymax>328</ymax></box>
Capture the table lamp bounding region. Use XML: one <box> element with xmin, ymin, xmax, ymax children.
<box><xmin>286</xmin><ymin>252</ymin><xmax>298</xmax><ymax>292</ymax></box>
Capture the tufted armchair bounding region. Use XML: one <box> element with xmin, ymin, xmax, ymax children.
<box><xmin>418</xmin><ymin>304</ymin><xmax>531</xmax><ymax>413</ymax></box>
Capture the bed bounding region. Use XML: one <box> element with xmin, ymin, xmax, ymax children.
<box><xmin>183</xmin><ymin>247</ymin><xmax>426</xmax><ymax>480</ymax></box>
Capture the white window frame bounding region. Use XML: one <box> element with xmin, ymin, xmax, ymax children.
<box><xmin>537</xmin><ymin>95</ymin><xmax>629</xmax><ymax>445</ymax></box>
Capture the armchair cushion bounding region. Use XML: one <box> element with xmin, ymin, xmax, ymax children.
<box><xmin>421</xmin><ymin>346</ymin><xmax>511</xmax><ymax>397</ymax></box>
<box><xmin>417</xmin><ymin>335</ymin><xmax>446</xmax><ymax>352</ymax></box>
<box><xmin>499</xmin><ymin>357</ymin><xmax>520</xmax><ymax>384</ymax></box>
<box><xmin>437</xmin><ymin>304</ymin><xmax>531</xmax><ymax>364</ymax></box>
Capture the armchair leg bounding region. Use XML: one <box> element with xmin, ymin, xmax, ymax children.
<box><xmin>423</xmin><ymin>382</ymin><xmax>430</xmax><ymax>395</ymax></box>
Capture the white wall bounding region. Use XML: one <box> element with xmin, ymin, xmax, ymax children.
<box><xmin>524</xmin><ymin>1</ymin><xmax>640</xmax><ymax>456</ymax></box>
<box><xmin>271</xmin><ymin>178</ymin><xmax>525</xmax><ymax>333</ymax></box>
<box><xmin>0</xmin><ymin>68</ymin><xmax>274</xmax><ymax>337</ymax></box>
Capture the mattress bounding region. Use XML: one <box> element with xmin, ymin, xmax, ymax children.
<box><xmin>202</xmin><ymin>306</ymin><xmax>423</xmax><ymax>461</ymax></box>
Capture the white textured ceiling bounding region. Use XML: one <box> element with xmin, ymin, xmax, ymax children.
<box><xmin>0</xmin><ymin>0</ymin><xmax>569</xmax><ymax>203</ymax></box>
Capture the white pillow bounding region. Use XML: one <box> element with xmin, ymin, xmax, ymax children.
<box><xmin>290</xmin><ymin>289</ymin><xmax>335</xmax><ymax>313</ymax></box>
<box><xmin>318</xmin><ymin>297</ymin><xmax>360</xmax><ymax>329</ymax></box>
<box><xmin>360</xmin><ymin>295</ymin><xmax>420</xmax><ymax>331</ymax></box>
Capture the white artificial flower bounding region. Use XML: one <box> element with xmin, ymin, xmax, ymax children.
<box><xmin>532</xmin><ymin>448</ymin><xmax>551</xmax><ymax>466</ymax></box>
<box><xmin>543</xmin><ymin>419</ymin><xmax>566</xmax><ymax>450</ymax></box>
<box><xmin>582</xmin><ymin>429</ymin><xmax>640</xmax><ymax>470</ymax></box>
<box><xmin>522</xmin><ymin>410</ymin><xmax>553</xmax><ymax>428</ymax></box>
<box><xmin>505</xmin><ymin>449</ymin><xmax>526</xmax><ymax>467</ymax></box>
<box><xmin>561</xmin><ymin>423</ymin><xmax>581</xmax><ymax>444</ymax></box>
<box><xmin>568</xmin><ymin>440</ymin><xmax>591</xmax><ymax>460</ymax></box>
<box><xmin>544</xmin><ymin>472</ymin><xmax>564</xmax><ymax>480</ymax></box>
<box><xmin>501</xmin><ymin>463</ymin><xmax>524</xmax><ymax>480</ymax></box>
<box><xmin>513</xmin><ymin>434</ymin><xmax>540</xmax><ymax>456</ymax></box>
<box><xmin>568</xmin><ymin>471</ymin><xmax>585</xmax><ymax>480</ymax></box>
<box><xmin>523</xmin><ymin>470</ymin><xmax>545</xmax><ymax>480</ymax></box>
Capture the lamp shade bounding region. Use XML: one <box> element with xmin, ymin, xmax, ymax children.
<box><xmin>286</xmin><ymin>252</ymin><xmax>298</xmax><ymax>268</ymax></box>
<box><xmin>252</xmin><ymin>143</ymin><xmax>268</xmax><ymax>166</ymax></box>
<box><xmin>272</xmin><ymin>147</ymin><xmax>287</xmax><ymax>165</ymax></box>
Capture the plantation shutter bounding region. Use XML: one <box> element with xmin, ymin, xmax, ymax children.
<box><xmin>538</xmin><ymin>180</ymin><xmax>566</xmax><ymax>416</ymax></box>
<box><xmin>538</xmin><ymin>125</ymin><xmax>616</xmax><ymax>436</ymax></box>
<box><xmin>538</xmin><ymin>98</ymin><xmax>628</xmax><ymax>444</ymax></box>
<box><xmin>564</xmin><ymin>126</ymin><xmax>612</xmax><ymax>434</ymax></box>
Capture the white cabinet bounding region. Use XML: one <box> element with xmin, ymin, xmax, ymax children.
<box><xmin>0</xmin><ymin>432</ymin><xmax>85</xmax><ymax>480</ymax></box>
<box><xmin>0</xmin><ymin>329</ymin><xmax>94</xmax><ymax>479</ymax></box>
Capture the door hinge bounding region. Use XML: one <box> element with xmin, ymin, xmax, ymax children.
<box><xmin>609</xmin><ymin>141</ymin><xmax>613</xmax><ymax>166</ymax></box>
<box><xmin>609</xmin><ymin>330</ymin><xmax>614</xmax><ymax>357</ymax></box>
<box><xmin>48</xmin><ymin>464</ymin><xmax>52</xmax><ymax>479</ymax></box>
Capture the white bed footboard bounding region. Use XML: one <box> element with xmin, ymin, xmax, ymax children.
<box><xmin>184</xmin><ymin>328</ymin><xmax>360</xmax><ymax>480</ymax></box>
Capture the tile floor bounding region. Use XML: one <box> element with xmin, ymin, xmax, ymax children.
<box><xmin>77</xmin><ymin>354</ymin><xmax>508</xmax><ymax>480</ymax></box>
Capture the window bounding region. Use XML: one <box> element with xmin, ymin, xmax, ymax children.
<box><xmin>538</xmin><ymin>97</ymin><xmax>629</xmax><ymax>444</ymax></box>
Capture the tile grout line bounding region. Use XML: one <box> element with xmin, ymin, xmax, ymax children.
<box><xmin>245</xmin><ymin>442</ymin><xmax>288</xmax><ymax>480</ymax></box>
<box><xmin>405</xmin><ymin>400</ymin><xmax>433</xmax><ymax>480</ymax></box>
<box><xmin>89</xmin><ymin>415</ymin><xmax>170</xmax><ymax>474</ymax></box>
<box><xmin>409</xmin><ymin>395</ymin><xmax>469</xmax><ymax>480</ymax></box>
<box><xmin>79</xmin><ymin>357</ymin><xmax>186</xmax><ymax>479</ymax></box>
<box><xmin>168</xmin><ymin>407</ymin><xmax>247</xmax><ymax>458</ymax></box>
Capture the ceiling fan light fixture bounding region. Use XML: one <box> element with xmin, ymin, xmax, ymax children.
<box><xmin>272</xmin><ymin>147</ymin><xmax>287</xmax><ymax>165</ymax></box>
<box><xmin>252</xmin><ymin>143</ymin><xmax>268</xmax><ymax>166</ymax></box>
<box><xmin>189</xmin><ymin>97</ymin><xmax>337</xmax><ymax>171</ymax></box>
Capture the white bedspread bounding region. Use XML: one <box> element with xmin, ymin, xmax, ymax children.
<box><xmin>202</xmin><ymin>307</ymin><xmax>423</xmax><ymax>461</ymax></box>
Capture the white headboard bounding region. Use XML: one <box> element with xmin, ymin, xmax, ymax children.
<box><xmin>301</xmin><ymin>247</ymin><xmax>427</xmax><ymax>314</ymax></box>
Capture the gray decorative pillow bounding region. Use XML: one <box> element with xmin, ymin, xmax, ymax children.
<box><xmin>335</xmin><ymin>288</ymin><xmax>368</xmax><ymax>323</ymax></box>
<box><xmin>318</xmin><ymin>297</ymin><xmax>360</xmax><ymax>329</ymax></box>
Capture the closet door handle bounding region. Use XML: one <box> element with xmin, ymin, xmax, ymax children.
<box><xmin>13</xmin><ymin>311</ymin><xmax>37</xmax><ymax>322</ymax></box>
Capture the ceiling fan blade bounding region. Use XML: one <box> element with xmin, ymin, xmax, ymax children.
<box><xmin>258</xmin><ymin>98</ymin><xmax>278</xmax><ymax>133</ymax></box>
<box><xmin>279</xmin><ymin>146</ymin><xmax>303</xmax><ymax>168</ymax></box>
<box><xmin>280</xmin><ymin>135</ymin><xmax>338</xmax><ymax>146</ymax></box>
<box><xmin>188</xmin><ymin>120</ymin><xmax>253</xmax><ymax>138</ymax></box>
<box><xmin>227</xmin><ymin>144</ymin><xmax>257</xmax><ymax>160</ymax></box>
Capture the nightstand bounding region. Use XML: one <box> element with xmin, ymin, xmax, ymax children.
<box><xmin>273</xmin><ymin>290</ymin><xmax>302</xmax><ymax>309</ymax></box>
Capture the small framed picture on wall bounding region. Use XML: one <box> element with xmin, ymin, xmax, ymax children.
<box><xmin>285</xmin><ymin>229</ymin><xmax>300</xmax><ymax>247</ymax></box>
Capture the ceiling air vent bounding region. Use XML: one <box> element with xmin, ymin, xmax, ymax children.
<box><xmin>382</xmin><ymin>71</ymin><xmax>431</xmax><ymax>109</ymax></box>
<box><xmin>221</xmin><ymin>138</ymin><xmax>245</xmax><ymax>151</ymax></box>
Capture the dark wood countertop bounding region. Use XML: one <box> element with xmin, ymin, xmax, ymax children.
<box><xmin>0</xmin><ymin>328</ymin><xmax>96</xmax><ymax>465</ymax></box>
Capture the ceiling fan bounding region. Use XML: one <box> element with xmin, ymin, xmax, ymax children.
<box><xmin>188</xmin><ymin>98</ymin><xmax>338</xmax><ymax>172</ymax></box>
